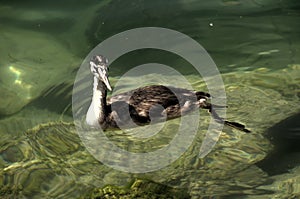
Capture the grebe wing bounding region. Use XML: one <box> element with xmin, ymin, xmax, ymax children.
<box><xmin>108</xmin><ymin>85</ymin><xmax>203</xmax><ymax>121</ymax></box>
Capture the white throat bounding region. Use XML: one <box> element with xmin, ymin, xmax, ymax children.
<box><xmin>86</xmin><ymin>76</ymin><xmax>103</xmax><ymax>128</ymax></box>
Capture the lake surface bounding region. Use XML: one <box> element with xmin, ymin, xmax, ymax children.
<box><xmin>0</xmin><ymin>0</ymin><xmax>300</xmax><ymax>198</ymax></box>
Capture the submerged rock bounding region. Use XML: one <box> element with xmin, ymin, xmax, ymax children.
<box><xmin>87</xmin><ymin>179</ymin><xmax>189</xmax><ymax>199</ymax></box>
<box><xmin>0</xmin><ymin>1</ymin><xmax>108</xmax><ymax>115</ymax></box>
<box><xmin>257</xmin><ymin>112</ymin><xmax>300</xmax><ymax>175</ymax></box>
<box><xmin>0</xmin><ymin>25</ymin><xmax>78</xmax><ymax>115</ymax></box>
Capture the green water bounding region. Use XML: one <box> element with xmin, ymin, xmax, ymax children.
<box><xmin>1</xmin><ymin>0</ymin><xmax>300</xmax><ymax>198</ymax></box>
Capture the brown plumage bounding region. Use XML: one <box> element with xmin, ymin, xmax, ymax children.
<box><xmin>86</xmin><ymin>55</ymin><xmax>251</xmax><ymax>133</ymax></box>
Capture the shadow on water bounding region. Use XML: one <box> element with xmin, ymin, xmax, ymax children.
<box><xmin>257</xmin><ymin>112</ymin><xmax>300</xmax><ymax>175</ymax></box>
<box><xmin>30</xmin><ymin>80</ymin><xmax>75</xmax><ymax>117</ymax></box>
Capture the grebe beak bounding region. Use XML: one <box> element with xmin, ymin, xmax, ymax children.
<box><xmin>100</xmin><ymin>72</ymin><xmax>112</xmax><ymax>91</ymax></box>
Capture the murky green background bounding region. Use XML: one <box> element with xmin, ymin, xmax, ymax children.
<box><xmin>0</xmin><ymin>0</ymin><xmax>300</xmax><ymax>198</ymax></box>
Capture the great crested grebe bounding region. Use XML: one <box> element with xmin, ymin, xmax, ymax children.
<box><xmin>86</xmin><ymin>55</ymin><xmax>250</xmax><ymax>133</ymax></box>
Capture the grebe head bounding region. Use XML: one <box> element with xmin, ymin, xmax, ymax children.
<box><xmin>89</xmin><ymin>55</ymin><xmax>112</xmax><ymax>91</ymax></box>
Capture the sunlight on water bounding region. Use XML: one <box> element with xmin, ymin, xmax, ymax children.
<box><xmin>0</xmin><ymin>0</ymin><xmax>300</xmax><ymax>198</ymax></box>
<box><xmin>1</xmin><ymin>65</ymin><xmax>299</xmax><ymax>198</ymax></box>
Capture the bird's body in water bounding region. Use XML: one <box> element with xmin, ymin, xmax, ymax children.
<box><xmin>86</xmin><ymin>55</ymin><xmax>251</xmax><ymax>133</ymax></box>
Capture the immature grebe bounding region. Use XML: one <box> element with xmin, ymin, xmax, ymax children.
<box><xmin>86</xmin><ymin>55</ymin><xmax>250</xmax><ymax>133</ymax></box>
